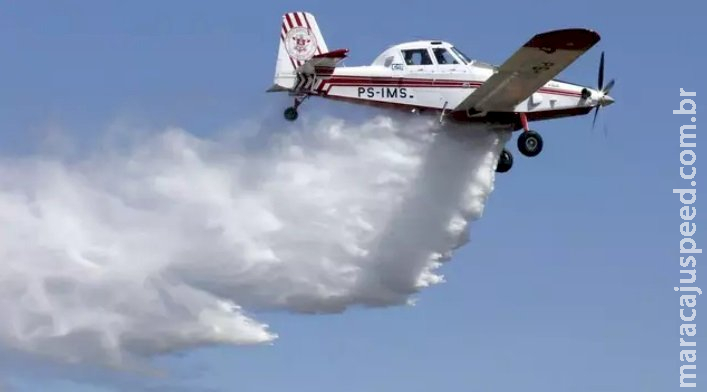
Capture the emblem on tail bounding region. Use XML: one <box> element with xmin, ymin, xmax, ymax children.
<box><xmin>286</xmin><ymin>27</ymin><xmax>318</xmax><ymax>61</ymax></box>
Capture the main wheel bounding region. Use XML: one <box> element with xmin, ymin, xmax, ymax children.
<box><xmin>284</xmin><ymin>107</ymin><xmax>298</xmax><ymax>121</ymax></box>
<box><xmin>517</xmin><ymin>130</ymin><xmax>543</xmax><ymax>157</ymax></box>
<box><xmin>496</xmin><ymin>149</ymin><xmax>513</xmax><ymax>173</ymax></box>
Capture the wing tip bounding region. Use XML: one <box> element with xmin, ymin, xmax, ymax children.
<box><xmin>525</xmin><ymin>28</ymin><xmax>601</xmax><ymax>51</ymax></box>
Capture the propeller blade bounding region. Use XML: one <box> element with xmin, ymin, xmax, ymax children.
<box><xmin>598</xmin><ymin>52</ymin><xmax>605</xmax><ymax>90</ymax></box>
<box><xmin>590</xmin><ymin>52</ymin><xmax>613</xmax><ymax>135</ymax></box>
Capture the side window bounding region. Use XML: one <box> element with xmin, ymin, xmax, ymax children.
<box><xmin>433</xmin><ymin>48</ymin><xmax>459</xmax><ymax>65</ymax></box>
<box><xmin>402</xmin><ymin>49</ymin><xmax>433</xmax><ymax>66</ymax></box>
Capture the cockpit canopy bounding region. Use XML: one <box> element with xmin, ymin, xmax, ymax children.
<box><xmin>371</xmin><ymin>40</ymin><xmax>496</xmax><ymax>70</ymax></box>
<box><xmin>372</xmin><ymin>40</ymin><xmax>473</xmax><ymax>67</ymax></box>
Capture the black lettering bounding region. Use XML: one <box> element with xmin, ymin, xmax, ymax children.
<box><xmin>400</xmin><ymin>88</ymin><xmax>407</xmax><ymax>98</ymax></box>
<box><xmin>386</xmin><ymin>88</ymin><xmax>398</xmax><ymax>98</ymax></box>
<box><xmin>532</xmin><ymin>61</ymin><xmax>554</xmax><ymax>74</ymax></box>
<box><xmin>357</xmin><ymin>87</ymin><xmax>365</xmax><ymax>97</ymax></box>
<box><xmin>367</xmin><ymin>87</ymin><xmax>375</xmax><ymax>98</ymax></box>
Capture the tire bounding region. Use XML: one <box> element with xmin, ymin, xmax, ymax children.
<box><xmin>517</xmin><ymin>131</ymin><xmax>543</xmax><ymax>157</ymax></box>
<box><xmin>496</xmin><ymin>149</ymin><xmax>513</xmax><ymax>173</ymax></box>
<box><xmin>284</xmin><ymin>107</ymin><xmax>298</xmax><ymax>121</ymax></box>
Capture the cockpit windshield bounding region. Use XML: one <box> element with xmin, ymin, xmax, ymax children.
<box><xmin>450</xmin><ymin>47</ymin><xmax>471</xmax><ymax>64</ymax></box>
<box><xmin>432</xmin><ymin>48</ymin><xmax>459</xmax><ymax>65</ymax></box>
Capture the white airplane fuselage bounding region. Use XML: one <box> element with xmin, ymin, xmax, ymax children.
<box><xmin>296</xmin><ymin>41</ymin><xmax>608</xmax><ymax>128</ymax></box>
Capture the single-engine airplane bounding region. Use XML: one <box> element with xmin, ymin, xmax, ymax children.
<box><xmin>267</xmin><ymin>12</ymin><xmax>615</xmax><ymax>173</ymax></box>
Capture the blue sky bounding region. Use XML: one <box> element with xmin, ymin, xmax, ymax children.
<box><xmin>0</xmin><ymin>0</ymin><xmax>704</xmax><ymax>391</ymax></box>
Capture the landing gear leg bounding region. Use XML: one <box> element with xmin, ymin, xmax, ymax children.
<box><xmin>496</xmin><ymin>148</ymin><xmax>513</xmax><ymax>173</ymax></box>
<box><xmin>283</xmin><ymin>95</ymin><xmax>308</xmax><ymax>121</ymax></box>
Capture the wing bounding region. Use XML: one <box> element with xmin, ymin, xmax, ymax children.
<box><xmin>454</xmin><ymin>29</ymin><xmax>600</xmax><ymax>112</ymax></box>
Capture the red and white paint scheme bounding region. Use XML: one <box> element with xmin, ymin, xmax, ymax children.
<box><xmin>268</xmin><ymin>12</ymin><xmax>616</xmax><ymax>172</ymax></box>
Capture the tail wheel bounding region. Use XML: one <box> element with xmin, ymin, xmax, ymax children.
<box><xmin>496</xmin><ymin>149</ymin><xmax>513</xmax><ymax>173</ymax></box>
<box><xmin>284</xmin><ymin>107</ymin><xmax>298</xmax><ymax>121</ymax></box>
<box><xmin>517</xmin><ymin>131</ymin><xmax>543</xmax><ymax>157</ymax></box>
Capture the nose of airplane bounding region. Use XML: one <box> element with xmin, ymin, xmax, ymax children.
<box><xmin>600</xmin><ymin>94</ymin><xmax>615</xmax><ymax>107</ymax></box>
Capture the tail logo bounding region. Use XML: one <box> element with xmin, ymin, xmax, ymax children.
<box><xmin>285</xmin><ymin>27</ymin><xmax>318</xmax><ymax>61</ymax></box>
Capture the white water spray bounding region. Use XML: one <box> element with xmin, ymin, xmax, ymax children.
<box><xmin>0</xmin><ymin>114</ymin><xmax>508</xmax><ymax>365</ymax></box>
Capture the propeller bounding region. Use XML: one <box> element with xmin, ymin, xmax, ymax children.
<box><xmin>590</xmin><ymin>51</ymin><xmax>616</xmax><ymax>131</ymax></box>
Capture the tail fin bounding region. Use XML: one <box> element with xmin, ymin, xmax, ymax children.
<box><xmin>271</xmin><ymin>12</ymin><xmax>329</xmax><ymax>91</ymax></box>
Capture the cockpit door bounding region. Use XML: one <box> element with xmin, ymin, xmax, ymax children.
<box><xmin>400</xmin><ymin>48</ymin><xmax>436</xmax><ymax>76</ymax></box>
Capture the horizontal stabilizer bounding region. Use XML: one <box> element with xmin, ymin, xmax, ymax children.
<box><xmin>297</xmin><ymin>48</ymin><xmax>349</xmax><ymax>73</ymax></box>
<box><xmin>266</xmin><ymin>84</ymin><xmax>291</xmax><ymax>93</ymax></box>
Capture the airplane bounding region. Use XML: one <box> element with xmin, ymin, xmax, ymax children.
<box><xmin>267</xmin><ymin>12</ymin><xmax>616</xmax><ymax>173</ymax></box>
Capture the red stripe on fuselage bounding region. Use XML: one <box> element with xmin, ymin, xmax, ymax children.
<box><xmin>317</xmin><ymin>76</ymin><xmax>582</xmax><ymax>97</ymax></box>
<box><xmin>318</xmin><ymin>77</ymin><xmax>477</xmax><ymax>94</ymax></box>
